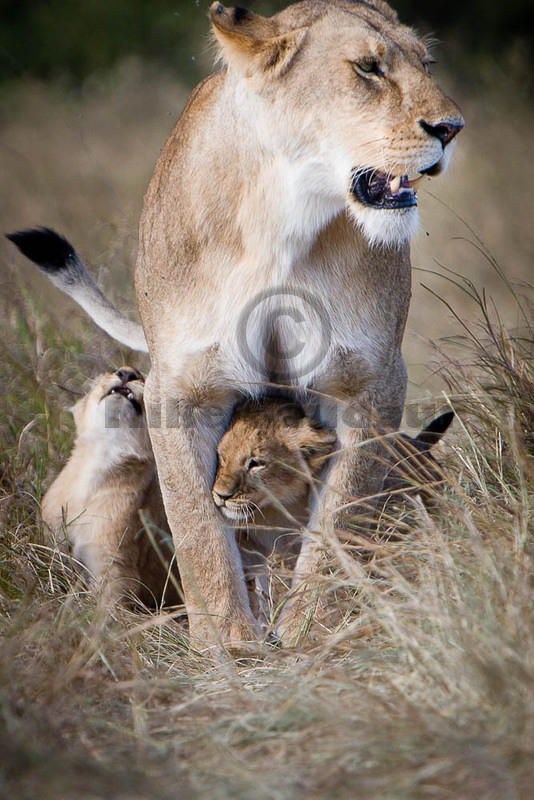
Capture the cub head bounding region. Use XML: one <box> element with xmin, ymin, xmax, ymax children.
<box><xmin>70</xmin><ymin>366</ymin><xmax>152</xmax><ymax>458</ymax></box>
<box><xmin>210</xmin><ymin>0</ymin><xmax>464</xmax><ymax>247</ymax></box>
<box><xmin>213</xmin><ymin>399</ymin><xmax>337</xmax><ymax>522</ymax></box>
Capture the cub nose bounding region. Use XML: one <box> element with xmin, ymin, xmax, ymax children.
<box><xmin>419</xmin><ymin>119</ymin><xmax>464</xmax><ymax>147</ymax></box>
<box><xmin>212</xmin><ymin>488</ymin><xmax>232</xmax><ymax>506</ymax></box>
<box><xmin>116</xmin><ymin>368</ymin><xmax>139</xmax><ymax>384</ymax></box>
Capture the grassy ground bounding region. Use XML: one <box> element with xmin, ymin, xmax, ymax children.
<box><xmin>1</xmin><ymin>65</ymin><xmax>534</xmax><ymax>798</ymax></box>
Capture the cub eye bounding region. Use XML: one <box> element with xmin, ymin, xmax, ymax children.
<box><xmin>247</xmin><ymin>458</ymin><xmax>266</xmax><ymax>471</ymax></box>
<box><xmin>353</xmin><ymin>59</ymin><xmax>383</xmax><ymax>77</ymax></box>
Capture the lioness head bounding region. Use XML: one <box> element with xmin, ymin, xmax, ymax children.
<box><xmin>213</xmin><ymin>399</ymin><xmax>337</xmax><ymax>522</ymax></box>
<box><xmin>210</xmin><ymin>0</ymin><xmax>464</xmax><ymax>247</ymax></box>
<box><xmin>71</xmin><ymin>366</ymin><xmax>152</xmax><ymax>457</ymax></box>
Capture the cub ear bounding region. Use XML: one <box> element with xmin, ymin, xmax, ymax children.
<box><xmin>415</xmin><ymin>410</ymin><xmax>454</xmax><ymax>448</ymax></box>
<box><xmin>296</xmin><ymin>417</ymin><xmax>337</xmax><ymax>461</ymax></box>
<box><xmin>210</xmin><ymin>3</ymin><xmax>307</xmax><ymax>77</ymax></box>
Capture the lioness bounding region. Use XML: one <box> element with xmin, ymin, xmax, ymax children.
<box><xmin>8</xmin><ymin>0</ymin><xmax>464</xmax><ymax>647</ymax></box>
<box><xmin>42</xmin><ymin>367</ymin><xmax>181</xmax><ymax>607</ymax></box>
<box><xmin>136</xmin><ymin>0</ymin><xmax>463</xmax><ymax>646</ymax></box>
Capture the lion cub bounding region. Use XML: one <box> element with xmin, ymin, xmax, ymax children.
<box><xmin>213</xmin><ymin>398</ymin><xmax>337</xmax><ymax>534</ymax></box>
<box><xmin>42</xmin><ymin>367</ymin><xmax>180</xmax><ymax>607</ymax></box>
<box><xmin>213</xmin><ymin>399</ymin><xmax>338</xmax><ymax>623</ymax></box>
<box><xmin>213</xmin><ymin>400</ymin><xmax>453</xmax><ymax>534</ymax></box>
<box><xmin>213</xmin><ymin>399</ymin><xmax>453</xmax><ymax>625</ymax></box>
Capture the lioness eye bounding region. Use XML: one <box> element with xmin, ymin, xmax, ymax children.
<box><xmin>247</xmin><ymin>458</ymin><xmax>265</xmax><ymax>471</ymax></box>
<box><xmin>354</xmin><ymin>59</ymin><xmax>383</xmax><ymax>77</ymax></box>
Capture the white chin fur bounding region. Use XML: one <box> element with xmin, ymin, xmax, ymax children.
<box><xmin>348</xmin><ymin>202</ymin><xmax>420</xmax><ymax>248</ymax></box>
<box><xmin>221</xmin><ymin>506</ymin><xmax>249</xmax><ymax>522</ymax></box>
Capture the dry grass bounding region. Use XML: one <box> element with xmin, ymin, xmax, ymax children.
<box><xmin>1</xmin><ymin>64</ymin><xmax>534</xmax><ymax>798</ymax></box>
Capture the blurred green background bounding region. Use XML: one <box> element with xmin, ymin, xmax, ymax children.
<box><xmin>1</xmin><ymin>0</ymin><xmax>533</xmax><ymax>89</ymax></box>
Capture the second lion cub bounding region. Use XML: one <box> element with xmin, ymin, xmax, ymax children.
<box><xmin>42</xmin><ymin>366</ymin><xmax>181</xmax><ymax>607</ymax></box>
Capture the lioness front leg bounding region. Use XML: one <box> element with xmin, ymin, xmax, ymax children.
<box><xmin>145</xmin><ymin>375</ymin><xmax>260</xmax><ymax>649</ymax></box>
<box><xmin>278</xmin><ymin>376</ymin><xmax>405</xmax><ymax>645</ymax></box>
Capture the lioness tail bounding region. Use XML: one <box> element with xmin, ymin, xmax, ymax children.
<box><xmin>6</xmin><ymin>227</ymin><xmax>148</xmax><ymax>353</ymax></box>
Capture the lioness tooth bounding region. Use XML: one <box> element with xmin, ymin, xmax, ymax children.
<box><xmin>390</xmin><ymin>176</ymin><xmax>401</xmax><ymax>193</ymax></box>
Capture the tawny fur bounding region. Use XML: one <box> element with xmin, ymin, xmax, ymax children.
<box><xmin>11</xmin><ymin>0</ymin><xmax>464</xmax><ymax>647</ymax></box>
<box><xmin>41</xmin><ymin>368</ymin><xmax>181</xmax><ymax>607</ymax></box>
<box><xmin>212</xmin><ymin>399</ymin><xmax>452</xmax><ymax>630</ymax></box>
<box><xmin>213</xmin><ymin>399</ymin><xmax>337</xmax><ymax>628</ymax></box>
<box><xmin>42</xmin><ymin>366</ymin><xmax>451</xmax><ymax>633</ymax></box>
<box><xmin>134</xmin><ymin>0</ymin><xmax>463</xmax><ymax>646</ymax></box>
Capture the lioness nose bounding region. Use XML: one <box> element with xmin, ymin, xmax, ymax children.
<box><xmin>116</xmin><ymin>368</ymin><xmax>139</xmax><ymax>383</ymax></box>
<box><xmin>419</xmin><ymin>119</ymin><xmax>464</xmax><ymax>147</ymax></box>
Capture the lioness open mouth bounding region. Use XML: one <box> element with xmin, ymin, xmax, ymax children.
<box><xmin>103</xmin><ymin>385</ymin><xmax>143</xmax><ymax>415</ymax></box>
<box><xmin>350</xmin><ymin>161</ymin><xmax>442</xmax><ymax>210</ymax></box>
<box><xmin>351</xmin><ymin>169</ymin><xmax>419</xmax><ymax>210</ymax></box>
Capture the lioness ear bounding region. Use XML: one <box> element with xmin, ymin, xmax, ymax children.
<box><xmin>296</xmin><ymin>418</ymin><xmax>337</xmax><ymax>461</ymax></box>
<box><xmin>257</xmin><ymin>28</ymin><xmax>307</xmax><ymax>77</ymax></box>
<box><xmin>210</xmin><ymin>3</ymin><xmax>307</xmax><ymax>77</ymax></box>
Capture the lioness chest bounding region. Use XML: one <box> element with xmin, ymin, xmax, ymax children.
<box><xmin>145</xmin><ymin>214</ymin><xmax>411</xmax><ymax>394</ymax></box>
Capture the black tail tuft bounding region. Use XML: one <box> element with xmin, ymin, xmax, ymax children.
<box><xmin>416</xmin><ymin>410</ymin><xmax>455</xmax><ymax>447</ymax></box>
<box><xmin>6</xmin><ymin>227</ymin><xmax>76</xmax><ymax>273</ymax></box>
